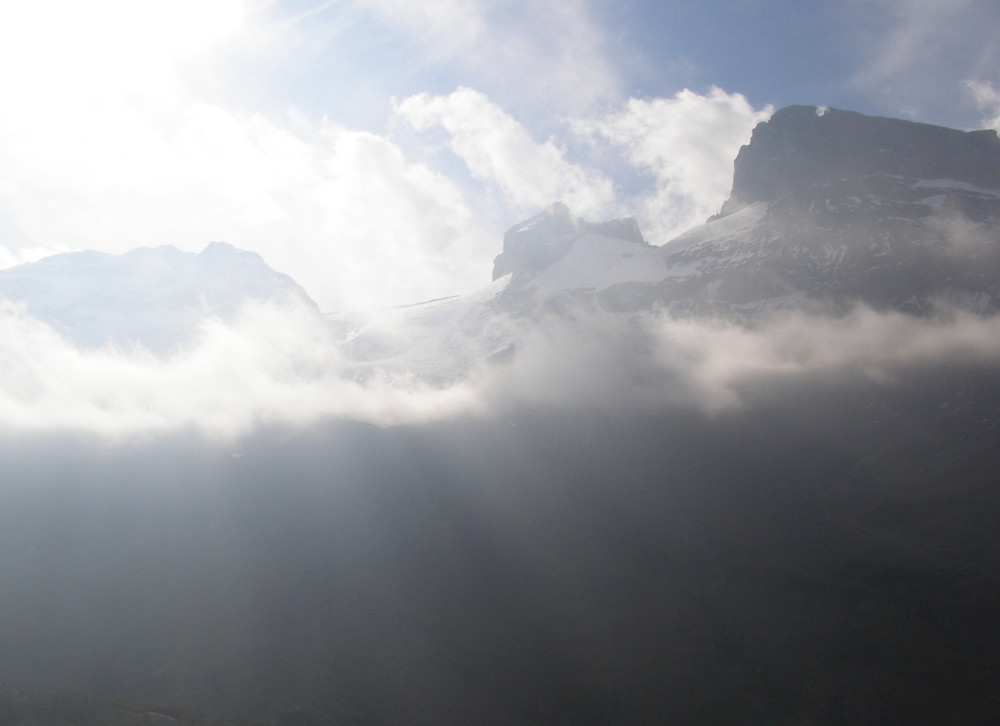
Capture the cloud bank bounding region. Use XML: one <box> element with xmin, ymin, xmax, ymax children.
<box><xmin>3</xmin><ymin>295</ymin><xmax>999</xmax><ymax>442</ymax></box>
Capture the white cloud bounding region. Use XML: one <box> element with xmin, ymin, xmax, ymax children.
<box><xmin>5</xmin><ymin>292</ymin><xmax>1000</xmax><ymax>442</ymax></box>
<box><xmin>0</xmin><ymin>0</ymin><xmax>245</xmax><ymax>108</ymax></box>
<box><xmin>307</xmin><ymin>124</ymin><xmax>494</xmax><ymax>309</ymax></box>
<box><xmin>478</xmin><ymin>306</ymin><xmax>1000</xmax><ymax>415</ymax></box>
<box><xmin>966</xmin><ymin>80</ymin><xmax>1000</xmax><ymax>131</ymax></box>
<box><xmin>575</xmin><ymin>88</ymin><xmax>772</xmax><ymax>243</ymax></box>
<box><xmin>395</xmin><ymin>88</ymin><xmax>617</xmax><ymax>218</ymax></box>
<box><xmin>0</xmin><ymin>298</ymin><xmax>480</xmax><ymax>440</ymax></box>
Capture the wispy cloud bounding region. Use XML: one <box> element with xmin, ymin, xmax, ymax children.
<box><xmin>846</xmin><ymin>0</ymin><xmax>1000</xmax><ymax>121</ymax></box>
<box><xmin>395</xmin><ymin>88</ymin><xmax>616</xmax><ymax>217</ymax></box>
<box><xmin>352</xmin><ymin>0</ymin><xmax>620</xmax><ymax>111</ymax></box>
<box><xmin>574</xmin><ymin>88</ymin><xmax>772</xmax><ymax>242</ymax></box>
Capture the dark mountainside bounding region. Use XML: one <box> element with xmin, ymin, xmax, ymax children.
<box><xmin>2</xmin><ymin>108</ymin><xmax>1000</xmax><ymax>726</ymax></box>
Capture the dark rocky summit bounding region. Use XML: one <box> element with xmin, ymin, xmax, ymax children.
<box><xmin>653</xmin><ymin>107</ymin><xmax>1000</xmax><ymax>315</ymax></box>
<box><xmin>718</xmin><ymin>105</ymin><xmax>1000</xmax><ymax>217</ymax></box>
<box><xmin>488</xmin><ymin>107</ymin><xmax>1000</xmax><ymax>319</ymax></box>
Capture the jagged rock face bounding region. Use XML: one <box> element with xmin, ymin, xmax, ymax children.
<box><xmin>719</xmin><ymin>106</ymin><xmax>1000</xmax><ymax>217</ymax></box>
<box><xmin>492</xmin><ymin>202</ymin><xmax>646</xmax><ymax>281</ymax></box>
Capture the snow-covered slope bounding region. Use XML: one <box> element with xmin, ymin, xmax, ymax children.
<box><xmin>0</xmin><ymin>243</ymin><xmax>319</xmax><ymax>353</ymax></box>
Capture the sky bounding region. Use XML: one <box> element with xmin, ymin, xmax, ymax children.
<box><xmin>0</xmin><ymin>0</ymin><xmax>998</xmax><ymax>313</ymax></box>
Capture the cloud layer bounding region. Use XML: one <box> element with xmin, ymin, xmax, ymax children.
<box><xmin>3</xmin><ymin>293</ymin><xmax>999</xmax><ymax>442</ymax></box>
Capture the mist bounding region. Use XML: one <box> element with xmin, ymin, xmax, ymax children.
<box><xmin>2</xmin><ymin>300</ymin><xmax>1000</xmax><ymax>724</ymax></box>
<box><xmin>4</xmin><ymin>292</ymin><xmax>1000</xmax><ymax>438</ymax></box>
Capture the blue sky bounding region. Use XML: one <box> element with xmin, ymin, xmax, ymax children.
<box><xmin>0</xmin><ymin>0</ymin><xmax>998</xmax><ymax>311</ymax></box>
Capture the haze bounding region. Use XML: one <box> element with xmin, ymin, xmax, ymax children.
<box><xmin>2</xmin><ymin>2</ymin><xmax>1000</xmax><ymax>725</ymax></box>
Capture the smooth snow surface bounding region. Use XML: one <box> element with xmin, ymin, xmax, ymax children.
<box><xmin>527</xmin><ymin>233</ymin><xmax>665</xmax><ymax>292</ymax></box>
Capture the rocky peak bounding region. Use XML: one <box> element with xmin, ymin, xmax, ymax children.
<box><xmin>718</xmin><ymin>105</ymin><xmax>1000</xmax><ymax>217</ymax></box>
<box><xmin>492</xmin><ymin>202</ymin><xmax>646</xmax><ymax>281</ymax></box>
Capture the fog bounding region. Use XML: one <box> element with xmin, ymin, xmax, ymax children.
<box><xmin>2</xmin><ymin>303</ymin><xmax>1000</xmax><ymax>724</ymax></box>
<box><xmin>4</xmin><ymin>294</ymin><xmax>1000</xmax><ymax>438</ymax></box>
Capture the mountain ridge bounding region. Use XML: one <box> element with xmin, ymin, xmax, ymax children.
<box><xmin>0</xmin><ymin>242</ymin><xmax>319</xmax><ymax>353</ymax></box>
<box><xmin>2</xmin><ymin>105</ymin><xmax>998</xmax><ymax>369</ymax></box>
<box><xmin>487</xmin><ymin>105</ymin><xmax>1000</xmax><ymax>320</ymax></box>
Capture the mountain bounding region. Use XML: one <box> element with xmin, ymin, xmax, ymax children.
<box><xmin>2</xmin><ymin>106</ymin><xmax>998</xmax><ymax>370</ymax></box>
<box><xmin>658</xmin><ymin>106</ymin><xmax>1000</xmax><ymax>315</ymax></box>
<box><xmin>487</xmin><ymin>106</ymin><xmax>1000</xmax><ymax>317</ymax></box>
<box><xmin>3</xmin><ymin>108</ymin><xmax>1000</xmax><ymax>726</ymax></box>
<box><xmin>338</xmin><ymin>108</ymin><xmax>1000</xmax><ymax>379</ymax></box>
<box><xmin>0</xmin><ymin>242</ymin><xmax>319</xmax><ymax>353</ymax></box>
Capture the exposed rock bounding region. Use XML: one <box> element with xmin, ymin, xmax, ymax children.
<box><xmin>719</xmin><ymin>105</ymin><xmax>1000</xmax><ymax>217</ymax></box>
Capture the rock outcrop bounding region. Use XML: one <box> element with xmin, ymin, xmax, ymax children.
<box><xmin>719</xmin><ymin>105</ymin><xmax>1000</xmax><ymax>217</ymax></box>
